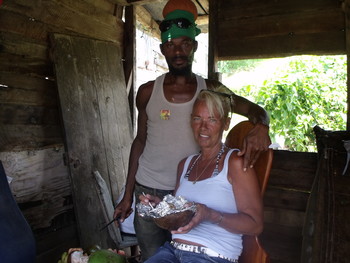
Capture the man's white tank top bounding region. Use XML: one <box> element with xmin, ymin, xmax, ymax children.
<box><xmin>135</xmin><ymin>73</ymin><xmax>206</xmax><ymax>190</ymax></box>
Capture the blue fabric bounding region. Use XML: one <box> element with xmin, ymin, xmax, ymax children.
<box><xmin>0</xmin><ymin>161</ymin><xmax>36</xmax><ymax>263</ymax></box>
<box><xmin>145</xmin><ymin>242</ymin><xmax>233</xmax><ymax>263</ymax></box>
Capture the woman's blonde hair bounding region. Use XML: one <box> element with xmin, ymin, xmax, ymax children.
<box><xmin>196</xmin><ymin>90</ymin><xmax>231</xmax><ymax>120</ymax></box>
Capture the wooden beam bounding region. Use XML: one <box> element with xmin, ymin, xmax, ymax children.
<box><xmin>107</xmin><ymin>0</ymin><xmax>129</xmax><ymax>5</ymax></box>
<box><xmin>135</xmin><ymin>4</ymin><xmax>161</xmax><ymax>39</ymax></box>
<box><xmin>124</xmin><ymin>5</ymin><xmax>137</xmax><ymax>127</ymax></box>
<box><xmin>208</xmin><ymin>0</ymin><xmax>218</xmax><ymax>80</ymax></box>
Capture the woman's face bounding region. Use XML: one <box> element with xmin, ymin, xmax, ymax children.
<box><xmin>191</xmin><ymin>100</ymin><xmax>230</xmax><ymax>150</ymax></box>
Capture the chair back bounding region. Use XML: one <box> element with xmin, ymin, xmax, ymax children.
<box><xmin>225</xmin><ymin>121</ymin><xmax>273</xmax><ymax>263</ymax></box>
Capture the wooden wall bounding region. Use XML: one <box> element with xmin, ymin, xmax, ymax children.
<box><xmin>262</xmin><ymin>150</ymin><xmax>317</xmax><ymax>263</ymax></box>
<box><xmin>211</xmin><ymin>0</ymin><xmax>345</xmax><ymax>60</ymax></box>
<box><xmin>0</xmin><ymin>0</ymin><xmax>323</xmax><ymax>262</ymax></box>
<box><xmin>0</xmin><ymin>0</ymin><xmax>124</xmax><ymax>262</ymax></box>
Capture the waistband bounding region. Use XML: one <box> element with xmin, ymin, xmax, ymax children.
<box><xmin>135</xmin><ymin>181</ymin><xmax>173</xmax><ymax>194</ymax></box>
<box><xmin>170</xmin><ymin>241</ymin><xmax>238</xmax><ymax>263</ymax></box>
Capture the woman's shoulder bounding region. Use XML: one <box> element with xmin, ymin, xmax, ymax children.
<box><xmin>227</xmin><ymin>149</ymin><xmax>244</xmax><ymax>169</ymax></box>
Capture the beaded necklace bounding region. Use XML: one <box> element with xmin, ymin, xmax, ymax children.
<box><xmin>184</xmin><ymin>143</ymin><xmax>227</xmax><ymax>184</ymax></box>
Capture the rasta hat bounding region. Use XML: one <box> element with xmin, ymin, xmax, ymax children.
<box><xmin>160</xmin><ymin>0</ymin><xmax>201</xmax><ymax>43</ymax></box>
<box><xmin>163</xmin><ymin>0</ymin><xmax>198</xmax><ymax>21</ymax></box>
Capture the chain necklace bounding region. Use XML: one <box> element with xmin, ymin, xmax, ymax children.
<box><xmin>185</xmin><ymin>143</ymin><xmax>227</xmax><ymax>184</ymax></box>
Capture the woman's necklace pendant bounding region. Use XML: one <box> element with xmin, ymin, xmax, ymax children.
<box><xmin>212</xmin><ymin>168</ymin><xmax>219</xmax><ymax>178</ymax></box>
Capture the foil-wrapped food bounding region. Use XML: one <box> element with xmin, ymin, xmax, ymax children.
<box><xmin>136</xmin><ymin>194</ymin><xmax>197</xmax><ymax>230</ymax></box>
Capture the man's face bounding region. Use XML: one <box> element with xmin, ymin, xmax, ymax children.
<box><xmin>160</xmin><ymin>36</ymin><xmax>198</xmax><ymax>76</ymax></box>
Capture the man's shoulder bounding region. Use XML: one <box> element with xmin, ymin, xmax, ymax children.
<box><xmin>139</xmin><ymin>80</ymin><xmax>155</xmax><ymax>89</ymax></box>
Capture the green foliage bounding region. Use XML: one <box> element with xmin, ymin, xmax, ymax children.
<box><xmin>220</xmin><ymin>56</ymin><xmax>347</xmax><ymax>152</ymax></box>
<box><xmin>218</xmin><ymin>60</ymin><xmax>262</xmax><ymax>74</ymax></box>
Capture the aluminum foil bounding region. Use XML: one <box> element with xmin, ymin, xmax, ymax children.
<box><xmin>136</xmin><ymin>194</ymin><xmax>197</xmax><ymax>218</ymax></box>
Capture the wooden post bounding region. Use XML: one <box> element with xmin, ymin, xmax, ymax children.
<box><xmin>124</xmin><ymin>5</ymin><xmax>137</xmax><ymax>130</ymax></box>
<box><xmin>344</xmin><ymin>0</ymin><xmax>350</xmax><ymax>130</ymax></box>
<box><xmin>208</xmin><ymin>0</ymin><xmax>219</xmax><ymax>80</ymax></box>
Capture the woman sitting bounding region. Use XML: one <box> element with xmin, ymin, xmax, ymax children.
<box><xmin>140</xmin><ymin>90</ymin><xmax>264</xmax><ymax>263</ymax></box>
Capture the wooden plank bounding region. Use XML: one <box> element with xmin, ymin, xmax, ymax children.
<box><xmin>346</xmin><ymin>0</ymin><xmax>350</xmax><ymax>130</ymax></box>
<box><xmin>219</xmin><ymin>0</ymin><xmax>340</xmax><ymax>19</ymax></box>
<box><xmin>58</xmin><ymin>0</ymin><xmax>117</xmax><ymax>16</ymax></box>
<box><xmin>0</xmin><ymin>146</ymin><xmax>71</xmax><ymax>229</ymax></box>
<box><xmin>1</xmin><ymin>1</ymin><xmax>123</xmax><ymax>44</ymax></box>
<box><xmin>214</xmin><ymin>0</ymin><xmax>346</xmax><ymax>59</ymax></box>
<box><xmin>0</xmin><ymin>104</ymin><xmax>59</xmax><ymax>125</ymax></box>
<box><xmin>135</xmin><ymin>5</ymin><xmax>160</xmax><ymax>40</ymax></box>
<box><xmin>0</xmin><ymin>72</ymin><xmax>57</xmax><ymax>106</ymax></box>
<box><xmin>107</xmin><ymin>0</ymin><xmax>129</xmax><ymax>5</ymax></box>
<box><xmin>0</xmin><ymin>10</ymin><xmax>53</xmax><ymax>43</ymax></box>
<box><xmin>261</xmin><ymin>223</ymin><xmax>303</xmax><ymax>263</ymax></box>
<box><xmin>51</xmin><ymin>33</ymin><xmax>133</xmax><ymax>249</ymax></box>
<box><xmin>217</xmin><ymin>9</ymin><xmax>344</xmax><ymax>39</ymax></box>
<box><xmin>267</xmin><ymin>150</ymin><xmax>317</xmax><ymax>191</ymax></box>
<box><xmin>51</xmin><ymin>0</ymin><xmax>118</xmax><ymax>25</ymax></box>
<box><xmin>0</xmin><ymin>31</ymin><xmax>48</xmax><ymax>60</ymax></box>
<box><xmin>208</xmin><ymin>0</ymin><xmax>219</xmax><ymax>79</ymax></box>
<box><xmin>218</xmin><ymin>31</ymin><xmax>345</xmax><ymax>60</ymax></box>
<box><xmin>35</xmin><ymin>223</ymin><xmax>79</xmax><ymax>263</ymax></box>
<box><xmin>0</xmin><ymin>124</ymin><xmax>63</xmax><ymax>151</ymax></box>
<box><xmin>264</xmin><ymin>187</ymin><xmax>310</xmax><ymax>211</ymax></box>
<box><xmin>264</xmin><ymin>207</ymin><xmax>305</xmax><ymax>227</ymax></box>
<box><xmin>0</xmin><ymin>53</ymin><xmax>53</xmax><ymax>77</ymax></box>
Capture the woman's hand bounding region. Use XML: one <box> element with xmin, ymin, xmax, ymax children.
<box><xmin>171</xmin><ymin>203</ymin><xmax>209</xmax><ymax>234</ymax></box>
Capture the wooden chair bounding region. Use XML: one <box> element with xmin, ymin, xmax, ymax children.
<box><xmin>225</xmin><ymin>121</ymin><xmax>273</xmax><ymax>263</ymax></box>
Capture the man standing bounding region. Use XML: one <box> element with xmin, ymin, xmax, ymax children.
<box><xmin>114</xmin><ymin>0</ymin><xmax>270</xmax><ymax>260</ymax></box>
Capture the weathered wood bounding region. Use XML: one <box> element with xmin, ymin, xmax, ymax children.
<box><xmin>214</xmin><ymin>0</ymin><xmax>345</xmax><ymax>59</ymax></box>
<box><xmin>36</xmin><ymin>223</ymin><xmax>79</xmax><ymax>263</ymax></box>
<box><xmin>135</xmin><ymin>5</ymin><xmax>161</xmax><ymax>40</ymax></box>
<box><xmin>344</xmin><ymin>0</ymin><xmax>350</xmax><ymax>130</ymax></box>
<box><xmin>208</xmin><ymin>0</ymin><xmax>219</xmax><ymax>79</ymax></box>
<box><xmin>0</xmin><ymin>146</ymin><xmax>71</xmax><ymax>229</ymax></box>
<box><xmin>0</xmin><ymin>10</ymin><xmax>53</xmax><ymax>44</ymax></box>
<box><xmin>0</xmin><ymin>72</ymin><xmax>57</xmax><ymax>106</ymax></box>
<box><xmin>0</xmin><ymin>31</ymin><xmax>48</xmax><ymax>60</ymax></box>
<box><xmin>264</xmin><ymin>188</ymin><xmax>310</xmax><ymax>212</ymax></box>
<box><xmin>264</xmin><ymin>207</ymin><xmax>305</xmax><ymax>228</ymax></box>
<box><xmin>261</xmin><ymin>223</ymin><xmax>303</xmax><ymax>263</ymax></box>
<box><xmin>218</xmin><ymin>9</ymin><xmax>343</xmax><ymax>39</ymax></box>
<box><xmin>0</xmin><ymin>104</ymin><xmax>59</xmax><ymax>125</ymax></box>
<box><xmin>51</xmin><ymin>33</ymin><xmax>132</xmax><ymax>249</ymax></box>
<box><xmin>218</xmin><ymin>31</ymin><xmax>345</xmax><ymax>60</ymax></box>
<box><xmin>124</xmin><ymin>5</ymin><xmax>137</xmax><ymax>127</ymax></box>
<box><xmin>0</xmin><ymin>124</ymin><xmax>63</xmax><ymax>151</ymax></box>
<box><xmin>0</xmin><ymin>53</ymin><xmax>54</xmax><ymax>77</ymax></box>
<box><xmin>1</xmin><ymin>0</ymin><xmax>123</xmax><ymax>44</ymax></box>
<box><xmin>219</xmin><ymin>0</ymin><xmax>340</xmax><ymax>19</ymax></box>
<box><xmin>268</xmin><ymin>150</ymin><xmax>317</xmax><ymax>191</ymax></box>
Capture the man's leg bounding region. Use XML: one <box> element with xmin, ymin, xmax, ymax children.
<box><xmin>134</xmin><ymin>183</ymin><xmax>172</xmax><ymax>261</ymax></box>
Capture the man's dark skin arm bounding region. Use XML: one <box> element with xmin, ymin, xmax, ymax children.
<box><xmin>206</xmin><ymin>79</ymin><xmax>271</xmax><ymax>169</ymax></box>
<box><xmin>113</xmin><ymin>81</ymin><xmax>153</xmax><ymax>223</ymax></box>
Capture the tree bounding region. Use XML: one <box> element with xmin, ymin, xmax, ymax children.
<box><xmin>221</xmin><ymin>56</ymin><xmax>347</xmax><ymax>152</ymax></box>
